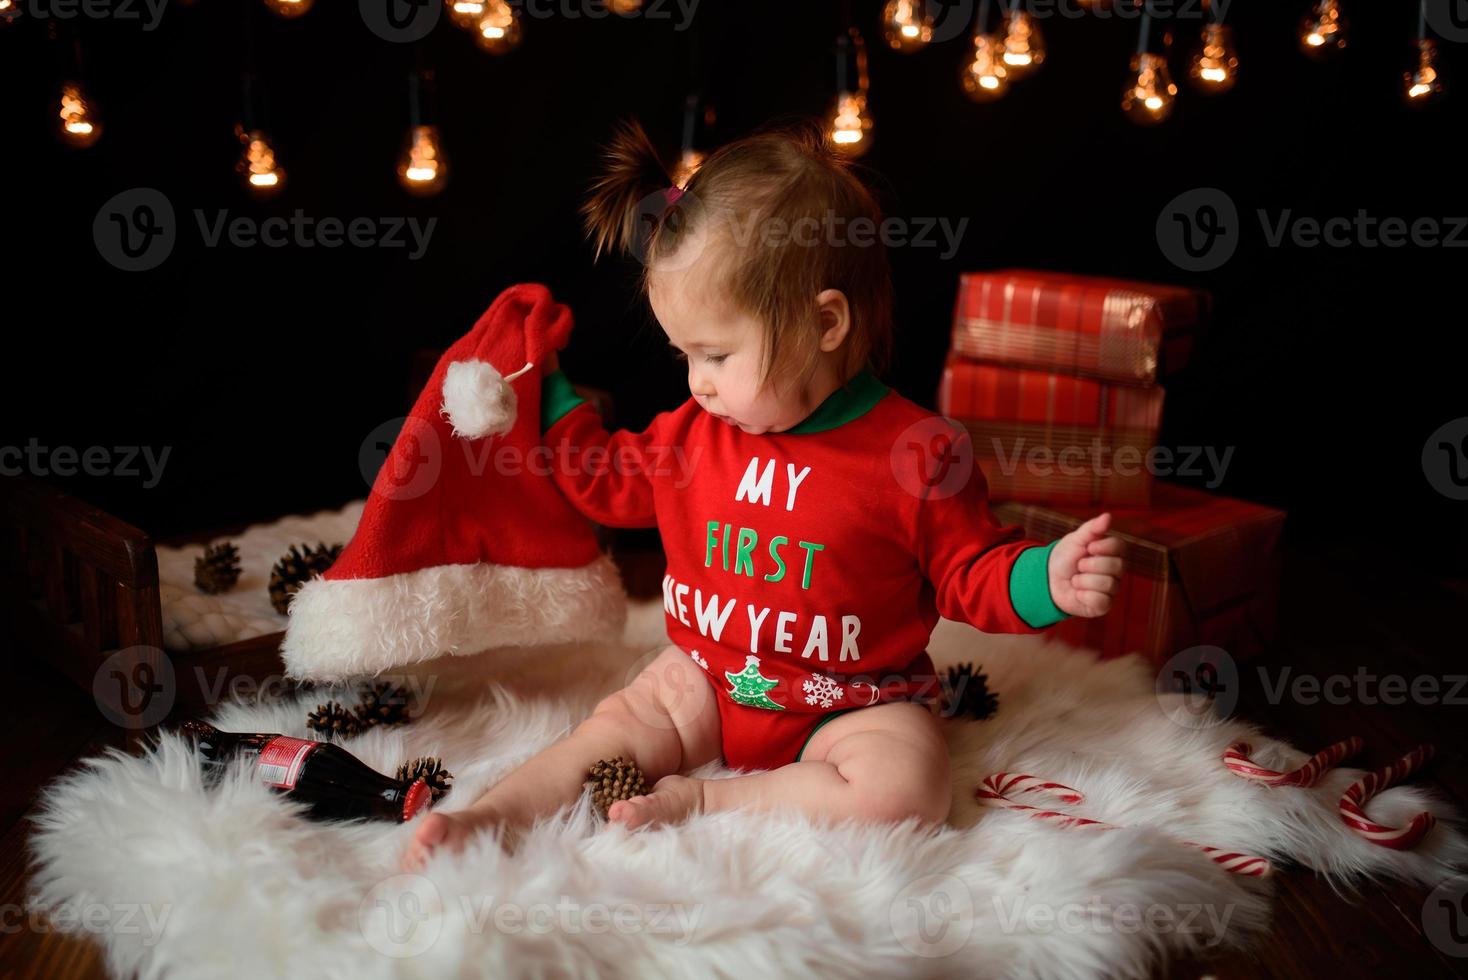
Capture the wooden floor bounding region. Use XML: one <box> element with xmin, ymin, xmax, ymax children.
<box><xmin>1</xmin><ymin>536</ymin><xmax>1464</xmax><ymax>978</ymax></box>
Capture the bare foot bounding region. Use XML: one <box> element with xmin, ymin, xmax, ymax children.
<box><xmin>401</xmin><ymin>810</ymin><xmax>502</xmax><ymax>873</ymax></box>
<box><xmin>606</xmin><ymin>774</ymin><xmax>705</xmax><ymax>830</ymax></box>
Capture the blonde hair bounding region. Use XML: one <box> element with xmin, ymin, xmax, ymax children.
<box><xmin>579</xmin><ymin>117</ymin><xmax>893</xmax><ymax>389</ymax></box>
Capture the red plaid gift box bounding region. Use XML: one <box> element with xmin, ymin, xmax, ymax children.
<box><xmin>939</xmin><ymin>353</ymin><xmax>1165</xmax><ymax>506</ymax></box>
<box><xmin>951</xmin><ymin>269</ymin><xmax>1209</xmax><ymax>385</ymax></box>
<box><xmin>992</xmin><ymin>482</ymin><xmax>1285</xmax><ymax>664</ymax></box>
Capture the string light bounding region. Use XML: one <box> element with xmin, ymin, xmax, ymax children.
<box><xmin>399</xmin><ymin>67</ymin><xmax>447</xmax><ymax>195</ymax></box>
<box><xmin>1188</xmin><ymin>1</ymin><xmax>1238</xmax><ymax>94</ymax></box>
<box><xmin>827</xmin><ymin>23</ymin><xmax>872</xmax><ymax>156</ymax></box>
<box><xmin>1405</xmin><ymin>1</ymin><xmax>1444</xmax><ymax>105</ymax></box>
<box><xmin>999</xmin><ymin>1</ymin><xmax>1045</xmax><ymax>79</ymax></box>
<box><xmin>1121</xmin><ymin>8</ymin><xmax>1177</xmax><ymax>124</ymax></box>
<box><xmin>1299</xmin><ymin>0</ymin><xmax>1346</xmax><ymax>56</ymax></box>
<box><xmin>475</xmin><ymin>0</ymin><xmax>523</xmax><ymax>53</ymax></box>
<box><xmin>959</xmin><ymin>0</ymin><xmax>1008</xmax><ymax>102</ymax></box>
<box><xmin>882</xmin><ymin>0</ymin><xmax>933</xmax><ymax>53</ymax></box>
<box><xmin>446</xmin><ymin>0</ymin><xmax>486</xmax><ymax>28</ymax></box>
<box><xmin>237</xmin><ymin>127</ymin><xmax>285</xmax><ymax>192</ymax></box>
<box><xmin>58</xmin><ymin>83</ymin><xmax>101</xmax><ymax>147</ymax></box>
<box><xmin>262</xmin><ymin>0</ymin><xmax>312</xmax><ymax>18</ymax></box>
<box><xmin>673</xmin><ymin>92</ymin><xmax>713</xmax><ymax>187</ymax></box>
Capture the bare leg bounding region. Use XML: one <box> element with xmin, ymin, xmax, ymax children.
<box><xmin>402</xmin><ymin>645</ymin><xmax>721</xmax><ymax>871</ymax></box>
<box><xmin>609</xmin><ymin>702</ymin><xmax>952</xmax><ymax>831</ymax></box>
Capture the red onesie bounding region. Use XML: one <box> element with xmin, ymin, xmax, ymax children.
<box><xmin>540</xmin><ymin>368</ymin><xmax>1067</xmax><ymax>771</ymax></box>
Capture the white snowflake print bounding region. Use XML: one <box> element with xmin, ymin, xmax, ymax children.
<box><xmin>803</xmin><ymin>673</ymin><xmax>846</xmax><ymax>709</ymax></box>
<box><xmin>688</xmin><ymin>649</ymin><xmax>709</xmax><ymax>671</ymax></box>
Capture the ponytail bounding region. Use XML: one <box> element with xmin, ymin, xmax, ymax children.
<box><xmin>578</xmin><ymin>118</ymin><xmax>674</xmax><ymax>263</ymax></box>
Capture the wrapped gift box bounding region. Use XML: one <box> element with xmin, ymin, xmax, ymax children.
<box><xmin>992</xmin><ymin>481</ymin><xmax>1285</xmax><ymax>664</ymax></box>
<box><xmin>951</xmin><ymin>269</ymin><xmax>1209</xmax><ymax>385</ymax></box>
<box><xmin>939</xmin><ymin>354</ymin><xmax>1165</xmax><ymax>506</ymax></box>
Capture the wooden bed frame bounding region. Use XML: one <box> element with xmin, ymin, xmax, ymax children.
<box><xmin>1</xmin><ymin>379</ymin><xmax>618</xmax><ymax>741</ymax></box>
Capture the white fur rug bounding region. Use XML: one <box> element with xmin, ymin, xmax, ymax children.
<box><xmin>26</xmin><ymin>601</ymin><xmax>1467</xmax><ymax>980</ymax></box>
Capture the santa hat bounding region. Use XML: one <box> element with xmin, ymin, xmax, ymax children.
<box><xmin>280</xmin><ymin>282</ymin><xmax>627</xmax><ymax>683</ymax></box>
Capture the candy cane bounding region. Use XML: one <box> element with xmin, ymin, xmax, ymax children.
<box><xmin>978</xmin><ymin>772</ymin><xmax>1273</xmax><ymax>878</ymax></box>
<box><xmin>1339</xmin><ymin>744</ymin><xmax>1437</xmax><ymax>850</ymax></box>
<box><xmin>1222</xmin><ymin>736</ymin><xmax>1364</xmax><ymax>787</ymax></box>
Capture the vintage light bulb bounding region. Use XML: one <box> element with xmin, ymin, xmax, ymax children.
<box><xmin>827</xmin><ymin>92</ymin><xmax>872</xmax><ymax>157</ymax></box>
<box><xmin>882</xmin><ymin>0</ymin><xmax>932</xmax><ymax>53</ymax></box>
<box><xmin>999</xmin><ymin>9</ymin><xmax>1045</xmax><ymax>78</ymax></box>
<box><xmin>58</xmin><ymin>84</ymin><xmax>101</xmax><ymax>147</ymax></box>
<box><xmin>1299</xmin><ymin>0</ymin><xmax>1346</xmax><ymax>56</ymax></box>
<box><xmin>475</xmin><ymin>0</ymin><xmax>522</xmax><ymax>53</ymax></box>
<box><xmin>262</xmin><ymin>0</ymin><xmax>312</xmax><ymax>18</ymax></box>
<box><xmin>238</xmin><ymin>128</ymin><xmax>284</xmax><ymax>192</ymax></box>
<box><xmin>672</xmin><ymin>148</ymin><xmax>704</xmax><ymax>189</ymax></box>
<box><xmin>1405</xmin><ymin>38</ymin><xmax>1444</xmax><ymax>104</ymax></box>
<box><xmin>1121</xmin><ymin>52</ymin><xmax>1178</xmax><ymax>124</ymax></box>
<box><xmin>960</xmin><ymin>32</ymin><xmax>1008</xmax><ymax>102</ymax></box>
<box><xmin>446</xmin><ymin>0</ymin><xmax>485</xmax><ymax>28</ymax></box>
<box><xmin>1189</xmin><ymin>22</ymin><xmax>1238</xmax><ymax>93</ymax></box>
<box><xmin>608</xmin><ymin>0</ymin><xmax>642</xmax><ymax>13</ymax></box>
<box><xmin>398</xmin><ymin>125</ymin><xmax>447</xmax><ymax>195</ymax></box>
<box><xmin>0</xmin><ymin>0</ymin><xmax>20</xmax><ymax>26</ymax></box>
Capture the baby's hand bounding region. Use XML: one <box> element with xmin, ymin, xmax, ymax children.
<box><xmin>1046</xmin><ymin>513</ymin><xmax>1124</xmax><ymax>618</ymax></box>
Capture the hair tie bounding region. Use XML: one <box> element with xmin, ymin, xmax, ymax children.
<box><xmin>665</xmin><ymin>185</ymin><xmax>684</xmax><ymax>206</ymax></box>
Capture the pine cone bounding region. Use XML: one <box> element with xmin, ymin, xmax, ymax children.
<box><xmin>306</xmin><ymin>700</ymin><xmax>365</xmax><ymax>738</ymax></box>
<box><xmin>942</xmin><ymin>661</ymin><xmax>1000</xmax><ymax>721</ymax></box>
<box><xmin>193</xmin><ymin>541</ymin><xmax>242</xmax><ymax>594</ymax></box>
<box><xmin>268</xmin><ymin>542</ymin><xmax>341</xmax><ymax>615</ymax></box>
<box><xmin>354</xmin><ymin>681</ymin><xmax>412</xmax><ymax>728</ymax></box>
<box><xmin>305</xmin><ymin>541</ymin><xmax>344</xmax><ymax>575</ymax></box>
<box><xmin>586</xmin><ymin>756</ymin><xmax>646</xmax><ymax>819</ymax></box>
<box><xmin>397</xmin><ymin>756</ymin><xmax>454</xmax><ymax>805</ymax></box>
<box><xmin>268</xmin><ymin>545</ymin><xmax>313</xmax><ymax>614</ymax></box>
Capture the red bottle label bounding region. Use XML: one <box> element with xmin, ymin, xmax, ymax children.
<box><xmin>256</xmin><ymin>736</ymin><xmax>320</xmax><ymax>790</ymax></box>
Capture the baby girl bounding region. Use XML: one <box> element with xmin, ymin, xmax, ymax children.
<box><xmin>402</xmin><ymin>118</ymin><xmax>1123</xmax><ymax>872</ymax></box>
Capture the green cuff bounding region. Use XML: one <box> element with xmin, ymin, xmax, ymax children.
<box><xmin>541</xmin><ymin>369</ymin><xmax>588</xmax><ymax>432</ymax></box>
<box><xmin>1008</xmin><ymin>540</ymin><xmax>1069</xmax><ymax>629</ymax></box>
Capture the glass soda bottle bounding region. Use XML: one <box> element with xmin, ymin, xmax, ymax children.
<box><xmin>179</xmin><ymin>718</ymin><xmax>432</xmax><ymax>823</ymax></box>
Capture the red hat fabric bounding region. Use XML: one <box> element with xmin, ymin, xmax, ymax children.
<box><xmin>280</xmin><ymin>282</ymin><xmax>626</xmax><ymax>682</ymax></box>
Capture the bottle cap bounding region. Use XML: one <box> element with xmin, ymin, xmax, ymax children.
<box><xmin>402</xmin><ymin>778</ymin><xmax>432</xmax><ymax>821</ymax></box>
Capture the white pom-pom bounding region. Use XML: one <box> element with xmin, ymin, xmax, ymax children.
<box><xmin>441</xmin><ymin>359</ymin><xmax>532</xmax><ymax>440</ymax></box>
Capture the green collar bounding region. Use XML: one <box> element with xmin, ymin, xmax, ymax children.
<box><xmin>784</xmin><ymin>368</ymin><xmax>890</xmax><ymax>434</ymax></box>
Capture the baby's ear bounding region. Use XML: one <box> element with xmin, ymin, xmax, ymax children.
<box><xmin>816</xmin><ymin>288</ymin><xmax>851</xmax><ymax>351</ymax></box>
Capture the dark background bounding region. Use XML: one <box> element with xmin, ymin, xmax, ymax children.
<box><xmin>1</xmin><ymin>0</ymin><xmax>1464</xmax><ymax>576</ymax></box>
